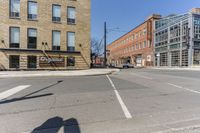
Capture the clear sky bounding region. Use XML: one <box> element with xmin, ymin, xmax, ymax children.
<box><xmin>91</xmin><ymin>0</ymin><xmax>200</xmax><ymax>44</ymax></box>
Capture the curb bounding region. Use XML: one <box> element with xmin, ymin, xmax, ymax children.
<box><xmin>148</xmin><ymin>67</ymin><xmax>200</xmax><ymax>71</ymax></box>
<box><xmin>0</xmin><ymin>69</ymin><xmax>120</xmax><ymax>78</ymax></box>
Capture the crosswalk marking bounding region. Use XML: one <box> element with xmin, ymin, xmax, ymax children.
<box><xmin>0</xmin><ymin>85</ymin><xmax>31</xmax><ymax>100</ymax></box>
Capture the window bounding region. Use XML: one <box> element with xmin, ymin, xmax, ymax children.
<box><xmin>28</xmin><ymin>1</ymin><xmax>38</xmax><ymax>20</ymax></box>
<box><xmin>67</xmin><ymin>7</ymin><xmax>76</xmax><ymax>24</ymax></box>
<box><xmin>67</xmin><ymin>57</ymin><xmax>75</xmax><ymax>66</ymax></box>
<box><xmin>52</xmin><ymin>31</ymin><xmax>61</xmax><ymax>50</ymax></box>
<box><xmin>140</xmin><ymin>31</ymin><xmax>142</xmax><ymax>37</ymax></box>
<box><xmin>52</xmin><ymin>5</ymin><xmax>61</xmax><ymax>22</ymax></box>
<box><xmin>148</xmin><ymin>40</ymin><xmax>151</xmax><ymax>48</ymax></box>
<box><xmin>10</xmin><ymin>27</ymin><xmax>20</xmax><ymax>48</ymax></box>
<box><xmin>10</xmin><ymin>0</ymin><xmax>20</xmax><ymax>18</ymax></box>
<box><xmin>143</xmin><ymin>41</ymin><xmax>146</xmax><ymax>48</ymax></box>
<box><xmin>194</xmin><ymin>18</ymin><xmax>200</xmax><ymax>39</ymax></box>
<box><xmin>132</xmin><ymin>35</ymin><xmax>134</xmax><ymax>40</ymax></box>
<box><xmin>67</xmin><ymin>32</ymin><xmax>75</xmax><ymax>51</ymax></box>
<box><xmin>140</xmin><ymin>43</ymin><xmax>143</xmax><ymax>49</ymax></box>
<box><xmin>9</xmin><ymin>55</ymin><xmax>20</xmax><ymax>68</ymax></box>
<box><xmin>28</xmin><ymin>56</ymin><xmax>37</xmax><ymax>69</ymax></box>
<box><xmin>136</xmin><ymin>44</ymin><xmax>139</xmax><ymax>50</ymax></box>
<box><xmin>193</xmin><ymin>49</ymin><xmax>200</xmax><ymax>65</ymax></box>
<box><xmin>28</xmin><ymin>29</ymin><xmax>37</xmax><ymax>49</ymax></box>
<box><xmin>143</xmin><ymin>29</ymin><xmax>147</xmax><ymax>36</ymax></box>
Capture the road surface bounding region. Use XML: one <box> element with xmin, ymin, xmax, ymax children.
<box><xmin>0</xmin><ymin>69</ymin><xmax>200</xmax><ymax>133</ymax></box>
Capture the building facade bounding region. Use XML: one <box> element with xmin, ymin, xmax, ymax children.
<box><xmin>0</xmin><ymin>0</ymin><xmax>91</xmax><ymax>70</ymax></box>
<box><xmin>154</xmin><ymin>8</ymin><xmax>200</xmax><ymax>67</ymax></box>
<box><xmin>107</xmin><ymin>15</ymin><xmax>161</xmax><ymax>67</ymax></box>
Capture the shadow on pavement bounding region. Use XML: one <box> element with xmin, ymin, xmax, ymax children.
<box><xmin>23</xmin><ymin>80</ymin><xmax>63</xmax><ymax>98</ymax></box>
<box><xmin>31</xmin><ymin>117</ymin><xmax>81</xmax><ymax>133</ymax></box>
<box><xmin>0</xmin><ymin>93</ymin><xmax>53</xmax><ymax>104</ymax></box>
<box><xmin>0</xmin><ymin>80</ymin><xmax>63</xmax><ymax>105</ymax></box>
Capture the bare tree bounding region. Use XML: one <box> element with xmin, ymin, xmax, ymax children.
<box><xmin>91</xmin><ymin>38</ymin><xmax>103</xmax><ymax>65</ymax></box>
<box><xmin>91</xmin><ymin>38</ymin><xmax>103</xmax><ymax>56</ymax></box>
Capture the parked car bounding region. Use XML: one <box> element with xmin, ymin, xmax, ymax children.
<box><xmin>109</xmin><ymin>63</ymin><xmax>116</xmax><ymax>68</ymax></box>
<box><xmin>122</xmin><ymin>63</ymin><xmax>135</xmax><ymax>69</ymax></box>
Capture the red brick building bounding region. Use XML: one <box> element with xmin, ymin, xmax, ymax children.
<box><xmin>107</xmin><ymin>15</ymin><xmax>161</xmax><ymax>67</ymax></box>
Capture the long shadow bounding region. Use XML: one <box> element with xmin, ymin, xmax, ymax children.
<box><xmin>23</xmin><ymin>80</ymin><xmax>63</xmax><ymax>98</ymax></box>
<box><xmin>31</xmin><ymin>117</ymin><xmax>81</xmax><ymax>133</ymax></box>
<box><xmin>0</xmin><ymin>80</ymin><xmax>63</xmax><ymax>105</ymax></box>
<box><xmin>0</xmin><ymin>93</ymin><xmax>53</xmax><ymax>104</ymax></box>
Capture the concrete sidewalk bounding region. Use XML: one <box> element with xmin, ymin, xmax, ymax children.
<box><xmin>0</xmin><ymin>69</ymin><xmax>120</xmax><ymax>78</ymax></box>
<box><xmin>149</xmin><ymin>67</ymin><xmax>200</xmax><ymax>71</ymax></box>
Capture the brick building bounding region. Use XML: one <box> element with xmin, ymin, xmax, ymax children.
<box><xmin>0</xmin><ymin>0</ymin><xmax>91</xmax><ymax>70</ymax></box>
<box><xmin>107</xmin><ymin>15</ymin><xmax>161</xmax><ymax>67</ymax></box>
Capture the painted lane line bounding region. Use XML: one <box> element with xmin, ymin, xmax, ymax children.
<box><xmin>0</xmin><ymin>85</ymin><xmax>31</xmax><ymax>100</ymax></box>
<box><xmin>131</xmin><ymin>73</ymin><xmax>153</xmax><ymax>80</ymax></box>
<box><xmin>106</xmin><ymin>75</ymin><xmax>132</xmax><ymax>119</ymax></box>
<box><xmin>167</xmin><ymin>83</ymin><xmax>183</xmax><ymax>89</ymax></box>
<box><xmin>167</xmin><ymin>83</ymin><xmax>200</xmax><ymax>94</ymax></box>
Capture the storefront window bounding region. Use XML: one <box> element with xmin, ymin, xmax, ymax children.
<box><xmin>67</xmin><ymin>57</ymin><xmax>75</xmax><ymax>66</ymax></box>
<box><xmin>9</xmin><ymin>55</ymin><xmax>19</xmax><ymax>68</ymax></box>
<box><xmin>28</xmin><ymin>56</ymin><xmax>37</xmax><ymax>69</ymax></box>
<box><xmin>193</xmin><ymin>49</ymin><xmax>200</xmax><ymax>65</ymax></box>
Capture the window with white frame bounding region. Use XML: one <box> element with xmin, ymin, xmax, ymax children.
<box><xmin>67</xmin><ymin>32</ymin><xmax>75</xmax><ymax>51</ymax></box>
<box><xmin>10</xmin><ymin>0</ymin><xmax>20</xmax><ymax>18</ymax></box>
<box><xmin>67</xmin><ymin>7</ymin><xmax>76</xmax><ymax>24</ymax></box>
<box><xmin>52</xmin><ymin>31</ymin><xmax>61</xmax><ymax>50</ymax></box>
<box><xmin>28</xmin><ymin>1</ymin><xmax>38</xmax><ymax>20</ymax></box>
<box><xmin>52</xmin><ymin>5</ymin><xmax>61</xmax><ymax>22</ymax></box>
<box><xmin>28</xmin><ymin>28</ymin><xmax>37</xmax><ymax>49</ymax></box>
<box><xmin>10</xmin><ymin>27</ymin><xmax>20</xmax><ymax>48</ymax></box>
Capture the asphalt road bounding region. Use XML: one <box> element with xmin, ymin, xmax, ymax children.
<box><xmin>1</xmin><ymin>69</ymin><xmax>200</xmax><ymax>133</ymax></box>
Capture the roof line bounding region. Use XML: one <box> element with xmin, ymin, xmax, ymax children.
<box><xmin>107</xmin><ymin>20</ymin><xmax>147</xmax><ymax>47</ymax></box>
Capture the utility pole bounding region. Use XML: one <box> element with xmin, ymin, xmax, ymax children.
<box><xmin>104</xmin><ymin>22</ymin><xmax>107</xmax><ymax>67</ymax></box>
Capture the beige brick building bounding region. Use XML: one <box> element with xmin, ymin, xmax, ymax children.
<box><xmin>0</xmin><ymin>0</ymin><xmax>91</xmax><ymax>70</ymax></box>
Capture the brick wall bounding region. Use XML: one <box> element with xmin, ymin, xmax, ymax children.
<box><xmin>107</xmin><ymin>15</ymin><xmax>161</xmax><ymax>67</ymax></box>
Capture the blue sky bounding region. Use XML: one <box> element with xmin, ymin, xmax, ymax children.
<box><xmin>91</xmin><ymin>0</ymin><xmax>200</xmax><ymax>44</ymax></box>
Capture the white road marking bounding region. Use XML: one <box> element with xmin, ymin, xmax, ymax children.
<box><xmin>167</xmin><ymin>83</ymin><xmax>183</xmax><ymax>89</ymax></box>
<box><xmin>167</xmin><ymin>83</ymin><xmax>200</xmax><ymax>94</ymax></box>
<box><xmin>131</xmin><ymin>73</ymin><xmax>153</xmax><ymax>80</ymax></box>
<box><xmin>106</xmin><ymin>75</ymin><xmax>132</xmax><ymax>119</ymax></box>
<box><xmin>0</xmin><ymin>85</ymin><xmax>31</xmax><ymax>100</ymax></box>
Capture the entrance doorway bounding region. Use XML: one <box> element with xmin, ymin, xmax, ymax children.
<box><xmin>194</xmin><ymin>49</ymin><xmax>200</xmax><ymax>65</ymax></box>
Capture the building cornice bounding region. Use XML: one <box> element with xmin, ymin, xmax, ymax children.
<box><xmin>0</xmin><ymin>48</ymin><xmax>81</xmax><ymax>54</ymax></box>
